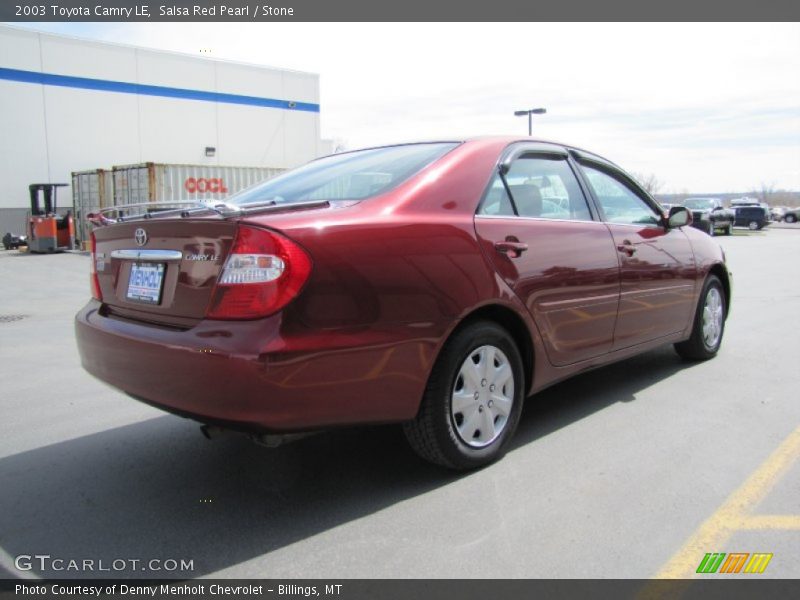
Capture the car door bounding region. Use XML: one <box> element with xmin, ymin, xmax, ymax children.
<box><xmin>474</xmin><ymin>145</ymin><xmax>621</xmax><ymax>367</ymax></box>
<box><xmin>575</xmin><ymin>159</ymin><xmax>697</xmax><ymax>350</ymax></box>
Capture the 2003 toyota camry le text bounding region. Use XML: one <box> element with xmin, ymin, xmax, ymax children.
<box><xmin>75</xmin><ymin>138</ymin><xmax>731</xmax><ymax>469</ymax></box>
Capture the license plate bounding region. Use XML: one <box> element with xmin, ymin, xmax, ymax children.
<box><xmin>126</xmin><ymin>263</ymin><xmax>165</xmax><ymax>305</ymax></box>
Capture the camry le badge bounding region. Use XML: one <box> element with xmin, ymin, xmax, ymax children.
<box><xmin>185</xmin><ymin>254</ymin><xmax>220</xmax><ymax>261</ymax></box>
<box><xmin>134</xmin><ymin>228</ymin><xmax>148</xmax><ymax>247</ymax></box>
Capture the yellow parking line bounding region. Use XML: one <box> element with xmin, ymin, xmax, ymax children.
<box><xmin>654</xmin><ymin>426</ymin><xmax>800</xmax><ymax>579</ymax></box>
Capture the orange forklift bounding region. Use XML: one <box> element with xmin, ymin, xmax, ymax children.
<box><xmin>26</xmin><ymin>183</ymin><xmax>75</xmax><ymax>253</ymax></box>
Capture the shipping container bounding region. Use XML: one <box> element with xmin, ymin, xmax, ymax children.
<box><xmin>112</xmin><ymin>163</ymin><xmax>285</xmax><ymax>206</ymax></box>
<box><xmin>72</xmin><ymin>169</ymin><xmax>113</xmax><ymax>245</ymax></box>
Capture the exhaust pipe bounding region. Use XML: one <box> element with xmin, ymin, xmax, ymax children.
<box><xmin>200</xmin><ymin>424</ymin><xmax>316</xmax><ymax>447</ymax></box>
<box><xmin>249</xmin><ymin>431</ymin><xmax>316</xmax><ymax>448</ymax></box>
<box><xmin>200</xmin><ymin>424</ymin><xmax>227</xmax><ymax>440</ymax></box>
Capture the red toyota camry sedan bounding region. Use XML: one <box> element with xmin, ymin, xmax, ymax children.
<box><xmin>75</xmin><ymin>138</ymin><xmax>731</xmax><ymax>469</ymax></box>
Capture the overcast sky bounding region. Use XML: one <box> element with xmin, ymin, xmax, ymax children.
<box><xmin>14</xmin><ymin>22</ymin><xmax>800</xmax><ymax>193</ymax></box>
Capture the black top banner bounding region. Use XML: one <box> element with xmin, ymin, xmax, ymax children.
<box><xmin>3</xmin><ymin>0</ymin><xmax>800</xmax><ymax>22</ymax></box>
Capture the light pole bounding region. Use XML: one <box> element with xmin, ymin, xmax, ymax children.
<box><xmin>514</xmin><ymin>107</ymin><xmax>547</xmax><ymax>136</ymax></box>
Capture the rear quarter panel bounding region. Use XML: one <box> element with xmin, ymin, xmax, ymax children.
<box><xmin>237</xmin><ymin>139</ymin><xmax>545</xmax><ymax>419</ymax></box>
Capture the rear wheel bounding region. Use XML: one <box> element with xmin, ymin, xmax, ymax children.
<box><xmin>785</xmin><ymin>214</ymin><xmax>797</xmax><ymax>224</ymax></box>
<box><xmin>748</xmin><ymin>220</ymin><xmax>759</xmax><ymax>230</ymax></box>
<box><xmin>674</xmin><ymin>274</ymin><xmax>726</xmax><ymax>361</ymax></box>
<box><xmin>724</xmin><ymin>223</ymin><xmax>733</xmax><ymax>236</ymax></box>
<box><xmin>403</xmin><ymin>321</ymin><xmax>525</xmax><ymax>470</ymax></box>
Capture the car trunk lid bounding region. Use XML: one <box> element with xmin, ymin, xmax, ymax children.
<box><xmin>94</xmin><ymin>218</ymin><xmax>238</xmax><ymax>327</ymax></box>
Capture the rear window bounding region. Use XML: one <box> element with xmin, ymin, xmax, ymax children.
<box><xmin>229</xmin><ymin>143</ymin><xmax>459</xmax><ymax>206</ymax></box>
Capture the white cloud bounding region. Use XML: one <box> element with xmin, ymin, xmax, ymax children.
<box><xmin>12</xmin><ymin>22</ymin><xmax>800</xmax><ymax>191</ymax></box>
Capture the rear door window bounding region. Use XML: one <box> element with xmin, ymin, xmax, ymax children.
<box><xmin>478</xmin><ymin>155</ymin><xmax>593</xmax><ymax>221</ymax></box>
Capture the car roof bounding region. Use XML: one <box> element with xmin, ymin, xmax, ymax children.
<box><xmin>310</xmin><ymin>137</ymin><xmax>627</xmax><ymax>176</ymax></box>
<box><xmin>323</xmin><ymin>136</ymin><xmax>621</xmax><ymax>166</ymax></box>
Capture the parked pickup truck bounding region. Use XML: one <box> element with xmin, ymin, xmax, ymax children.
<box><xmin>682</xmin><ymin>198</ymin><xmax>735</xmax><ymax>236</ymax></box>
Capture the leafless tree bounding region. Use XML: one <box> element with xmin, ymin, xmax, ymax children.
<box><xmin>753</xmin><ymin>181</ymin><xmax>776</xmax><ymax>205</ymax></box>
<box><xmin>632</xmin><ymin>172</ymin><xmax>663</xmax><ymax>196</ymax></box>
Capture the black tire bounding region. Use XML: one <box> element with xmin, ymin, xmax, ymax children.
<box><xmin>707</xmin><ymin>222</ymin><xmax>715</xmax><ymax>236</ymax></box>
<box><xmin>724</xmin><ymin>223</ymin><xmax>733</xmax><ymax>236</ymax></box>
<box><xmin>748</xmin><ymin>220</ymin><xmax>759</xmax><ymax>230</ymax></box>
<box><xmin>674</xmin><ymin>274</ymin><xmax>726</xmax><ymax>361</ymax></box>
<box><xmin>785</xmin><ymin>214</ymin><xmax>797</xmax><ymax>224</ymax></box>
<box><xmin>403</xmin><ymin>321</ymin><xmax>525</xmax><ymax>470</ymax></box>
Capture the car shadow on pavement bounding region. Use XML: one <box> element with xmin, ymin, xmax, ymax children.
<box><xmin>512</xmin><ymin>345</ymin><xmax>689</xmax><ymax>448</ymax></box>
<box><xmin>0</xmin><ymin>415</ymin><xmax>456</xmax><ymax>579</ymax></box>
<box><xmin>0</xmin><ymin>346</ymin><xmax>693</xmax><ymax>579</ymax></box>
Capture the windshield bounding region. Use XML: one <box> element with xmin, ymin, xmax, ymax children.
<box><xmin>683</xmin><ymin>198</ymin><xmax>716</xmax><ymax>210</ymax></box>
<box><xmin>229</xmin><ymin>143</ymin><xmax>459</xmax><ymax>206</ymax></box>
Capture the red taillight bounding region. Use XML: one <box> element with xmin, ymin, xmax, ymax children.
<box><xmin>205</xmin><ymin>225</ymin><xmax>312</xmax><ymax>320</ymax></box>
<box><xmin>90</xmin><ymin>231</ymin><xmax>102</xmax><ymax>301</ymax></box>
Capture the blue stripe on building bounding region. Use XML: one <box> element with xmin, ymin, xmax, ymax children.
<box><xmin>0</xmin><ymin>67</ymin><xmax>320</xmax><ymax>113</ymax></box>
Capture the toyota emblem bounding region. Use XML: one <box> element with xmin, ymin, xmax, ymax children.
<box><xmin>134</xmin><ymin>228</ymin><xmax>148</xmax><ymax>247</ymax></box>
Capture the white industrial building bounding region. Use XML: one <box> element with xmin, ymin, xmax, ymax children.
<box><xmin>0</xmin><ymin>25</ymin><xmax>328</xmax><ymax>234</ymax></box>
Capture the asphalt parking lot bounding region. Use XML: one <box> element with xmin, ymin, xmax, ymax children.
<box><xmin>0</xmin><ymin>226</ymin><xmax>798</xmax><ymax>580</ymax></box>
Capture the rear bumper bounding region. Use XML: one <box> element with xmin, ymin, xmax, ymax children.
<box><xmin>75</xmin><ymin>301</ymin><xmax>436</xmax><ymax>431</ymax></box>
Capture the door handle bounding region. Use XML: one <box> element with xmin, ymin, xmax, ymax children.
<box><xmin>495</xmin><ymin>240</ymin><xmax>529</xmax><ymax>258</ymax></box>
<box><xmin>616</xmin><ymin>240</ymin><xmax>636</xmax><ymax>257</ymax></box>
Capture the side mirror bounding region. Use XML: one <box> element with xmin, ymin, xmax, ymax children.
<box><xmin>668</xmin><ymin>206</ymin><xmax>692</xmax><ymax>228</ymax></box>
